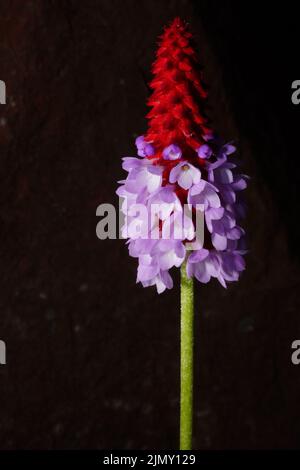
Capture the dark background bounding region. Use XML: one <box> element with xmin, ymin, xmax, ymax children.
<box><xmin>0</xmin><ymin>0</ymin><xmax>300</xmax><ymax>449</ymax></box>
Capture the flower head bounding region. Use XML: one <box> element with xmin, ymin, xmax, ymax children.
<box><xmin>116</xmin><ymin>18</ymin><xmax>248</xmax><ymax>293</ymax></box>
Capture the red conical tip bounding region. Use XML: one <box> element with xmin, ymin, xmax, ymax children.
<box><xmin>146</xmin><ymin>18</ymin><xmax>211</xmax><ymax>157</ymax></box>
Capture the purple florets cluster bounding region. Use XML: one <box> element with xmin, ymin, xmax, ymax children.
<box><xmin>116</xmin><ymin>135</ymin><xmax>248</xmax><ymax>293</ymax></box>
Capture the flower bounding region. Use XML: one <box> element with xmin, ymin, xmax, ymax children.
<box><xmin>186</xmin><ymin>248</ymin><xmax>246</xmax><ymax>287</ymax></box>
<box><xmin>197</xmin><ymin>144</ymin><xmax>212</xmax><ymax>159</ymax></box>
<box><xmin>188</xmin><ymin>180</ymin><xmax>220</xmax><ymax>211</ymax></box>
<box><xmin>135</xmin><ymin>135</ymin><xmax>155</xmax><ymax>158</ymax></box>
<box><xmin>116</xmin><ymin>18</ymin><xmax>248</xmax><ymax>293</ymax></box>
<box><xmin>169</xmin><ymin>161</ymin><xmax>201</xmax><ymax>190</ymax></box>
<box><xmin>130</xmin><ymin>238</ymin><xmax>185</xmax><ymax>293</ymax></box>
<box><xmin>162</xmin><ymin>144</ymin><xmax>182</xmax><ymax>160</ymax></box>
<box><xmin>122</xmin><ymin>157</ymin><xmax>163</xmax><ymax>195</ymax></box>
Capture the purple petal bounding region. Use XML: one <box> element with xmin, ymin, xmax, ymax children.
<box><xmin>188</xmin><ymin>248</ymin><xmax>209</xmax><ymax>263</ymax></box>
<box><xmin>223</xmin><ymin>144</ymin><xmax>236</xmax><ymax>155</ymax></box>
<box><xmin>162</xmin><ymin>144</ymin><xmax>182</xmax><ymax>160</ymax></box>
<box><xmin>194</xmin><ymin>263</ymin><xmax>210</xmax><ymax>283</ymax></box>
<box><xmin>178</xmin><ymin>171</ymin><xmax>193</xmax><ymax>190</ymax></box>
<box><xmin>137</xmin><ymin>261</ymin><xmax>159</xmax><ymax>282</ymax></box>
<box><xmin>212</xmin><ymin>232</ymin><xmax>227</xmax><ymax>250</ymax></box>
<box><xmin>122</xmin><ymin>157</ymin><xmax>143</xmax><ymax>172</ymax></box>
<box><xmin>197</xmin><ymin>144</ymin><xmax>212</xmax><ymax>159</ymax></box>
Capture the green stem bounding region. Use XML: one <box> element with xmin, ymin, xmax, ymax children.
<box><xmin>180</xmin><ymin>259</ymin><xmax>194</xmax><ymax>450</ymax></box>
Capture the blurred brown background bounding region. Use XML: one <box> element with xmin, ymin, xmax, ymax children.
<box><xmin>0</xmin><ymin>0</ymin><xmax>300</xmax><ymax>449</ymax></box>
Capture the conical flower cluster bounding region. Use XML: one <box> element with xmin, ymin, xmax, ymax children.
<box><xmin>117</xmin><ymin>18</ymin><xmax>248</xmax><ymax>293</ymax></box>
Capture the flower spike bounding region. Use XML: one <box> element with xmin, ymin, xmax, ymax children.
<box><xmin>117</xmin><ymin>18</ymin><xmax>248</xmax><ymax>293</ymax></box>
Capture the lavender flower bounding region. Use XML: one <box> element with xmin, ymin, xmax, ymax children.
<box><xmin>135</xmin><ymin>135</ymin><xmax>155</xmax><ymax>158</ymax></box>
<box><xmin>169</xmin><ymin>161</ymin><xmax>201</xmax><ymax>190</ymax></box>
<box><xmin>117</xmin><ymin>137</ymin><xmax>248</xmax><ymax>293</ymax></box>
<box><xmin>162</xmin><ymin>144</ymin><xmax>182</xmax><ymax>160</ymax></box>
